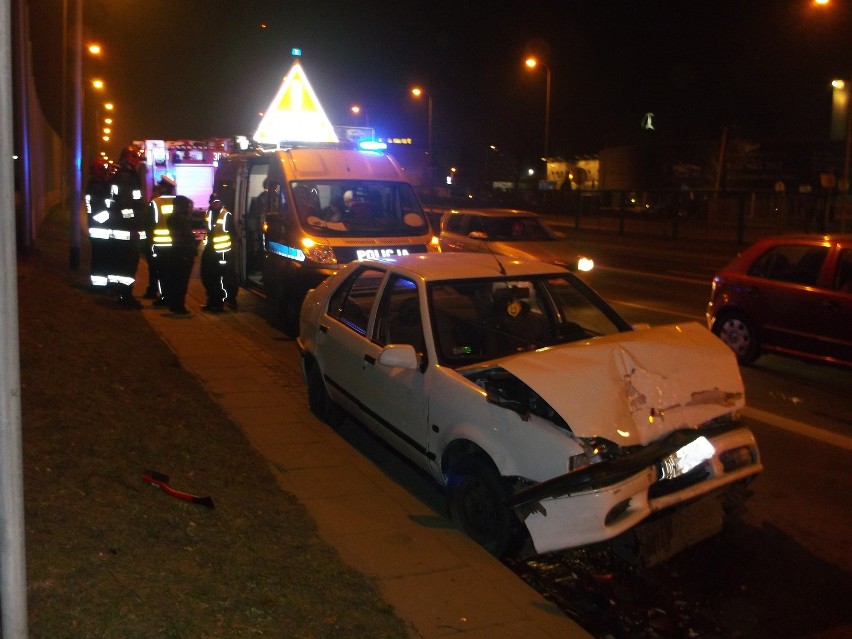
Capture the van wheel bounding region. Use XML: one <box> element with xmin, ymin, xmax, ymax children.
<box><xmin>446</xmin><ymin>456</ymin><xmax>523</xmax><ymax>557</ymax></box>
<box><xmin>713</xmin><ymin>311</ymin><xmax>759</xmax><ymax>365</ymax></box>
<box><xmin>305</xmin><ymin>361</ymin><xmax>345</xmax><ymax>427</ymax></box>
<box><xmin>278</xmin><ymin>283</ymin><xmax>302</xmax><ymax>337</ymax></box>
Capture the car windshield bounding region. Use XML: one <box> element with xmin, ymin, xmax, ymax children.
<box><xmin>428</xmin><ymin>274</ymin><xmax>631</xmax><ymax>367</ymax></box>
<box><xmin>291</xmin><ymin>180</ymin><xmax>429</xmax><ymax>238</ymax></box>
<box><xmin>483</xmin><ymin>217</ymin><xmax>554</xmax><ymax>241</ymax></box>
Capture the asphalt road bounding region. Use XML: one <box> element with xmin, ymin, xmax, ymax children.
<box><xmin>561</xmin><ymin>234</ymin><xmax>852</xmax><ymax>637</ymax></box>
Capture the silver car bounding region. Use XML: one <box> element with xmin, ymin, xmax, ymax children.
<box><xmin>438</xmin><ymin>208</ymin><xmax>594</xmax><ymax>273</ymax></box>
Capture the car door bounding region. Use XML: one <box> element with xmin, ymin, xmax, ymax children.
<box><xmin>808</xmin><ymin>247</ymin><xmax>852</xmax><ymax>364</ymax></box>
<box><xmin>439</xmin><ymin>213</ymin><xmax>469</xmax><ymax>252</ymax></box>
<box><xmin>318</xmin><ymin>266</ymin><xmax>386</xmax><ymax>418</ymax></box>
<box><xmin>359</xmin><ymin>275</ymin><xmax>432</xmax><ymax>469</ymax></box>
<box><xmin>743</xmin><ymin>243</ymin><xmax>833</xmax><ymax>357</ymax></box>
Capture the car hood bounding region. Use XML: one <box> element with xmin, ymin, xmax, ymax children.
<box><xmin>496</xmin><ymin>322</ymin><xmax>744</xmax><ymax>446</ymax></box>
<box><xmin>489</xmin><ymin>240</ymin><xmax>580</xmax><ymax>267</ymax></box>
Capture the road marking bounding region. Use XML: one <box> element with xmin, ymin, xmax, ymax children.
<box><xmin>595</xmin><ymin>264</ymin><xmax>709</xmax><ymax>286</ymax></box>
<box><xmin>609</xmin><ymin>298</ymin><xmax>704</xmax><ymax>321</ymax></box>
<box><xmin>744</xmin><ymin>407</ymin><xmax>852</xmax><ymax>451</ymax></box>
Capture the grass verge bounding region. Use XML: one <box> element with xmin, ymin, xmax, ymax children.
<box><xmin>18</xmin><ymin>207</ymin><xmax>410</xmax><ymax>638</ymax></box>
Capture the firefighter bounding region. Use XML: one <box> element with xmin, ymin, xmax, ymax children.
<box><xmin>200</xmin><ymin>194</ymin><xmax>235</xmax><ymax>312</ymax></box>
<box><xmin>106</xmin><ymin>144</ymin><xmax>147</xmax><ymax>308</ymax></box>
<box><xmin>84</xmin><ymin>158</ymin><xmax>114</xmax><ymax>289</ymax></box>
<box><xmin>162</xmin><ymin>195</ymin><xmax>197</xmax><ymax>316</ymax></box>
<box><xmin>144</xmin><ymin>176</ymin><xmax>176</xmax><ymax>300</ymax></box>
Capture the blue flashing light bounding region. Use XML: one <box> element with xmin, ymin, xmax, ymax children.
<box><xmin>291</xmin><ymin>48</ymin><xmax>302</xmax><ymax>57</ymax></box>
<box><xmin>358</xmin><ymin>140</ymin><xmax>387</xmax><ymax>152</ymax></box>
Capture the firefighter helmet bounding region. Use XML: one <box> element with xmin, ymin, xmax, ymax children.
<box><xmin>89</xmin><ymin>158</ymin><xmax>110</xmax><ymax>180</ymax></box>
<box><xmin>120</xmin><ymin>144</ymin><xmax>144</xmax><ymax>166</ymax></box>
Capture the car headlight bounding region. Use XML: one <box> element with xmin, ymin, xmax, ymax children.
<box><xmin>657</xmin><ymin>436</ymin><xmax>715</xmax><ymax>480</ymax></box>
<box><xmin>577</xmin><ymin>257</ymin><xmax>594</xmax><ymax>272</ymax></box>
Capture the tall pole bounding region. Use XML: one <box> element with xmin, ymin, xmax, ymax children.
<box><xmin>427</xmin><ymin>94</ymin><xmax>433</xmax><ymax>164</ymax></box>
<box><xmin>544</xmin><ymin>64</ymin><xmax>551</xmax><ymax>161</ymax></box>
<box><xmin>844</xmin><ymin>76</ymin><xmax>851</xmax><ymax>196</ymax></box>
<box><xmin>2</xmin><ymin>0</ymin><xmax>29</xmax><ymax>635</ymax></box>
<box><xmin>525</xmin><ymin>57</ymin><xmax>552</xmax><ymax>178</ymax></box>
<box><xmin>69</xmin><ymin>0</ymin><xmax>82</xmax><ymax>270</ymax></box>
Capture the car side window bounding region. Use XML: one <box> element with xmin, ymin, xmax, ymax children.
<box><xmin>327</xmin><ymin>267</ymin><xmax>385</xmax><ymax>335</ymax></box>
<box><xmin>467</xmin><ymin>215</ymin><xmax>486</xmax><ymax>237</ymax></box>
<box><xmin>444</xmin><ymin>214</ymin><xmax>463</xmax><ymax>234</ymax></box>
<box><xmin>748</xmin><ymin>245</ymin><xmax>828</xmax><ymax>286</ymax></box>
<box><xmin>835</xmin><ymin>249</ymin><xmax>852</xmax><ymax>293</ymax></box>
<box><xmin>373</xmin><ymin>276</ymin><xmax>426</xmax><ymax>355</ymax></box>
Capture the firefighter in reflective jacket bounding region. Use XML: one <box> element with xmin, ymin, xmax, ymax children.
<box><xmin>144</xmin><ymin>176</ymin><xmax>176</xmax><ymax>302</ymax></box>
<box><xmin>105</xmin><ymin>144</ymin><xmax>146</xmax><ymax>308</ymax></box>
<box><xmin>84</xmin><ymin>158</ymin><xmax>114</xmax><ymax>288</ymax></box>
<box><xmin>201</xmin><ymin>194</ymin><xmax>235</xmax><ymax>312</ymax></box>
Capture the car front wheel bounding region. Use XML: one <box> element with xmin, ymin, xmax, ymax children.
<box><xmin>713</xmin><ymin>311</ymin><xmax>759</xmax><ymax>365</ymax></box>
<box><xmin>446</xmin><ymin>456</ymin><xmax>523</xmax><ymax>557</ymax></box>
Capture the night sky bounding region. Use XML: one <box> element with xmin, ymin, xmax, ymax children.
<box><xmin>26</xmin><ymin>0</ymin><xmax>852</xmax><ymax>171</ymax></box>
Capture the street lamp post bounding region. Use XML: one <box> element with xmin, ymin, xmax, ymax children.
<box><xmin>411</xmin><ymin>87</ymin><xmax>434</xmax><ymax>206</ymax></box>
<box><xmin>525</xmin><ymin>57</ymin><xmax>551</xmax><ymax>162</ymax></box>
<box><xmin>411</xmin><ymin>87</ymin><xmax>433</xmax><ymax>163</ymax></box>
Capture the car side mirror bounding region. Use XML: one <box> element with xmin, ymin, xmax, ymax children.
<box><xmin>468</xmin><ymin>231</ymin><xmax>488</xmax><ymax>240</ymax></box>
<box><xmin>377</xmin><ymin>344</ymin><xmax>419</xmax><ymax>370</ymax></box>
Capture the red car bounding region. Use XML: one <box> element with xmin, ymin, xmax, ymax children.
<box><xmin>707</xmin><ymin>234</ymin><xmax>852</xmax><ymax>367</ymax></box>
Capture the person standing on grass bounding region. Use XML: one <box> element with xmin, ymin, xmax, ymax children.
<box><xmin>163</xmin><ymin>195</ymin><xmax>197</xmax><ymax>316</ymax></box>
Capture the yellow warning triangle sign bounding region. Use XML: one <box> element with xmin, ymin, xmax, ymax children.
<box><xmin>253</xmin><ymin>61</ymin><xmax>339</xmax><ymax>145</ymax></box>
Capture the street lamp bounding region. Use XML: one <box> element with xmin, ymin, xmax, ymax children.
<box><xmin>525</xmin><ymin>56</ymin><xmax>551</xmax><ymax>162</ymax></box>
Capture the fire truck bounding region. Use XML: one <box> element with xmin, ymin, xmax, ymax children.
<box><xmin>134</xmin><ymin>138</ymin><xmax>233</xmax><ymax>238</ymax></box>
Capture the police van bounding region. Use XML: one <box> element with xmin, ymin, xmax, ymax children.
<box><xmin>212</xmin><ymin>143</ymin><xmax>434</xmax><ymax>333</ymax></box>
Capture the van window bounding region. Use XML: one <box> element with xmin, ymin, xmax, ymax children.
<box><xmin>291</xmin><ymin>180</ymin><xmax>428</xmax><ymax>238</ymax></box>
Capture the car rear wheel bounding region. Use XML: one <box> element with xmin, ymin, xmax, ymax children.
<box><xmin>713</xmin><ymin>311</ymin><xmax>759</xmax><ymax>365</ymax></box>
<box><xmin>305</xmin><ymin>360</ymin><xmax>345</xmax><ymax>427</ymax></box>
<box><xmin>446</xmin><ymin>456</ymin><xmax>523</xmax><ymax>557</ymax></box>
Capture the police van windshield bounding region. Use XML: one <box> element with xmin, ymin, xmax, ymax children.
<box><xmin>291</xmin><ymin>181</ymin><xmax>429</xmax><ymax>238</ymax></box>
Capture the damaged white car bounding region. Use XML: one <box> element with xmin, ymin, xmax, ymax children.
<box><xmin>297</xmin><ymin>253</ymin><xmax>762</xmax><ymax>559</ymax></box>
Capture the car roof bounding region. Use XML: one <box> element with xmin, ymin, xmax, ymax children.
<box><xmin>444</xmin><ymin>208</ymin><xmax>542</xmax><ymax>219</ymax></box>
<box><xmin>752</xmin><ymin>234</ymin><xmax>852</xmax><ymax>245</ymax></box>
<box><xmin>358</xmin><ymin>252</ymin><xmax>568</xmax><ymax>281</ymax></box>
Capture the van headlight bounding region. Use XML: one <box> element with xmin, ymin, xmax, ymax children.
<box><xmin>301</xmin><ymin>238</ymin><xmax>337</xmax><ymax>265</ymax></box>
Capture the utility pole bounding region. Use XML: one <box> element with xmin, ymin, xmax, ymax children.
<box><xmin>69</xmin><ymin>0</ymin><xmax>82</xmax><ymax>270</ymax></box>
<box><xmin>2</xmin><ymin>0</ymin><xmax>30</xmax><ymax>635</ymax></box>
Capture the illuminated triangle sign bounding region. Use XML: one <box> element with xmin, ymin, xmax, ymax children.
<box><xmin>253</xmin><ymin>62</ymin><xmax>339</xmax><ymax>145</ymax></box>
